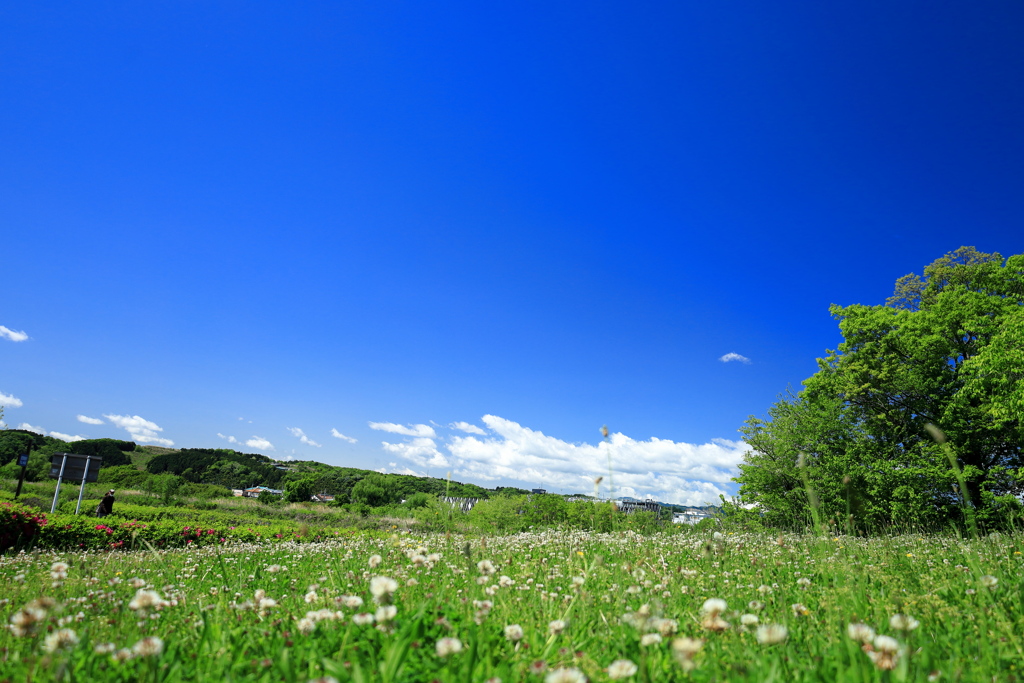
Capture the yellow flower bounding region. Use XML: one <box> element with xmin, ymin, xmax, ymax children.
<box><xmin>577</xmin><ymin>551</ymin><xmax>585</xmax><ymax>557</ymax></box>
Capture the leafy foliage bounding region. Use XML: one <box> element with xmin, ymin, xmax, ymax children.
<box><xmin>0</xmin><ymin>500</ymin><xmax>47</xmax><ymax>552</ymax></box>
<box><xmin>737</xmin><ymin>247</ymin><xmax>1024</xmax><ymax>531</ymax></box>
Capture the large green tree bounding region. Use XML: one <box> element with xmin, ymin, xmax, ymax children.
<box><xmin>737</xmin><ymin>247</ymin><xmax>1024</xmax><ymax>530</ymax></box>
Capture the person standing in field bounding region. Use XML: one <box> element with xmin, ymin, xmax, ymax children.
<box><xmin>95</xmin><ymin>489</ymin><xmax>115</xmax><ymax>517</ymax></box>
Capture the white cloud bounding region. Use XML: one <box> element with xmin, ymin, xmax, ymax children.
<box><xmin>368</xmin><ymin>421</ymin><xmax>436</xmax><ymax>438</ymax></box>
<box><xmin>383</xmin><ymin>463</ymin><xmax>424</xmax><ymax>476</ymax></box>
<box><xmin>0</xmin><ymin>325</ymin><xmax>28</xmax><ymax>342</ymax></box>
<box><xmin>217</xmin><ymin>433</ymin><xmax>240</xmax><ymax>444</ymax></box>
<box><xmin>377</xmin><ymin>414</ymin><xmax>747</xmax><ymax>506</ymax></box>
<box><xmin>77</xmin><ymin>414</ymin><xmax>104</xmax><ymax>425</ymax></box>
<box><xmin>49</xmin><ymin>431</ymin><xmax>87</xmax><ymax>442</ymax></box>
<box><xmin>331</xmin><ymin>428</ymin><xmax>357</xmax><ymax>443</ymax></box>
<box><xmin>450</xmin><ymin>421</ymin><xmax>486</xmax><ymax>435</ymax></box>
<box><xmin>718</xmin><ymin>352</ymin><xmax>751</xmax><ymax>364</ymax></box>
<box><xmin>288</xmin><ymin>427</ymin><xmax>322</xmax><ymax>448</ymax></box>
<box><xmin>381</xmin><ymin>436</ymin><xmax>449</xmax><ymax>468</ymax></box>
<box><xmin>17</xmin><ymin>422</ymin><xmax>45</xmax><ymax>434</ymax></box>
<box><xmin>0</xmin><ymin>391</ymin><xmax>24</xmax><ymax>408</ymax></box>
<box><xmin>103</xmin><ymin>414</ymin><xmax>174</xmax><ymax>447</ymax></box>
<box><xmin>245</xmin><ymin>436</ymin><xmax>274</xmax><ymax>451</ymax></box>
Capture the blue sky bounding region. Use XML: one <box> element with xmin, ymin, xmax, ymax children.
<box><xmin>3</xmin><ymin>2</ymin><xmax>1023</xmax><ymax>504</ymax></box>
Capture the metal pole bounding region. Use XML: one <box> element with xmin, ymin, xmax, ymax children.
<box><xmin>75</xmin><ymin>456</ymin><xmax>92</xmax><ymax>515</ymax></box>
<box><xmin>51</xmin><ymin>454</ymin><xmax>68</xmax><ymax>513</ymax></box>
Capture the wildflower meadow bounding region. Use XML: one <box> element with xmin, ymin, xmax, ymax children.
<box><xmin>1</xmin><ymin>526</ymin><xmax>1021</xmax><ymax>682</ymax></box>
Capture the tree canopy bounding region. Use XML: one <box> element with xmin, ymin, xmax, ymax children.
<box><xmin>736</xmin><ymin>247</ymin><xmax>1024</xmax><ymax>531</ymax></box>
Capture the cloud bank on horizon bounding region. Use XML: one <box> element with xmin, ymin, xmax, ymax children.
<box><xmin>370</xmin><ymin>415</ymin><xmax>747</xmax><ymax>506</ymax></box>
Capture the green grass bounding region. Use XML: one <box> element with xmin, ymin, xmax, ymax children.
<box><xmin>1</xmin><ymin>527</ymin><xmax>1021</xmax><ymax>682</ymax></box>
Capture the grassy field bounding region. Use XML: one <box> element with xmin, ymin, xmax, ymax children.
<box><xmin>1</xmin><ymin>527</ymin><xmax>1021</xmax><ymax>682</ymax></box>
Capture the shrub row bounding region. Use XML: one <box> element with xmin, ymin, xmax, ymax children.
<box><xmin>35</xmin><ymin>514</ymin><xmax>368</xmax><ymax>551</ymax></box>
<box><xmin>0</xmin><ymin>500</ymin><xmax>47</xmax><ymax>552</ymax></box>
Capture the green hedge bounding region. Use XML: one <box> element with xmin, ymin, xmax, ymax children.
<box><xmin>36</xmin><ymin>513</ymin><xmax>362</xmax><ymax>551</ymax></box>
<box><xmin>0</xmin><ymin>500</ymin><xmax>48</xmax><ymax>552</ymax></box>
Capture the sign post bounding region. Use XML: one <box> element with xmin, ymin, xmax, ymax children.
<box><xmin>50</xmin><ymin>454</ymin><xmax>68</xmax><ymax>513</ymax></box>
<box><xmin>74</xmin><ymin>455</ymin><xmax>94</xmax><ymax>515</ymax></box>
<box><xmin>49</xmin><ymin>453</ymin><xmax>102</xmax><ymax>514</ymax></box>
<box><xmin>14</xmin><ymin>453</ymin><xmax>29</xmax><ymax>498</ymax></box>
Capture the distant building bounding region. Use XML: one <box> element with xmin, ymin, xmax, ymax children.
<box><xmin>243</xmin><ymin>486</ymin><xmax>283</xmax><ymax>498</ymax></box>
<box><xmin>616</xmin><ymin>500</ymin><xmax>662</xmax><ymax>515</ymax></box>
<box><xmin>672</xmin><ymin>508</ymin><xmax>713</xmax><ymax>525</ymax></box>
<box><xmin>441</xmin><ymin>496</ymin><xmax>481</xmax><ymax>513</ymax></box>
<box><xmin>531</xmin><ymin>488</ymin><xmax>547</xmax><ymax>495</ymax></box>
<box><xmin>310</xmin><ymin>493</ymin><xmax>335</xmax><ymax>503</ymax></box>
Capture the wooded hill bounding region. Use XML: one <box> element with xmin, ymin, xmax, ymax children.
<box><xmin>0</xmin><ymin>430</ymin><xmax>530</xmax><ymax>504</ymax></box>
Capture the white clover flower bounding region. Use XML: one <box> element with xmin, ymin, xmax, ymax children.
<box><xmin>93</xmin><ymin>642</ymin><xmax>116</xmax><ymax>655</ymax></box>
<box><xmin>790</xmin><ymin>603</ymin><xmax>809</xmax><ymax>617</ymax></box>
<box><xmin>343</xmin><ymin>595</ymin><xmax>364</xmax><ymax>609</ymax></box>
<box><xmin>671</xmin><ymin>637</ymin><xmax>703</xmax><ymax>670</ymax></box>
<box><xmin>548</xmin><ymin>619</ymin><xmax>567</xmax><ymax>636</ymax></box>
<box><xmin>740</xmin><ymin>614</ymin><xmax>760</xmax><ymax>626</ymax></box>
<box><xmin>375</xmin><ymin>605</ymin><xmax>397</xmax><ymax>623</ymax></box>
<box><xmin>436</xmin><ymin>637</ymin><xmax>463</xmax><ymax>657</ymax></box>
<box><xmin>847</xmin><ymin>623</ymin><xmax>876</xmax><ymax>643</ymax></box>
<box><xmin>796</xmin><ymin>577</ymin><xmax>812</xmax><ymax>587</ymax></box>
<box><xmin>368</xmin><ymin>555</ymin><xmax>382</xmax><ymax>569</ymax></box>
<box><xmin>43</xmin><ymin>628</ymin><xmax>79</xmax><ymax>653</ymax></box>
<box><xmin>50</xmin><ymin>562</ymin><xmax>70</xmax><ymax>580</ymax></box>
<box><xmin>504</xmin><ymin>624</ymin><xmax>525</xmax><ymax>641</ymax></box>
<box><xmin>477</xmin><ymin>560</ymin><xmax>496</xmax><ymax>575</ymax></box>
<box><xmin>606</xmin><ymin>659</ymin><xmax>638</xmax><ymax>679</ymax></box>
<box><xmin>672</xmin><ymin>637</ymin><xmax>703</xmax><ymax>655</ymax></box>
<box><xmin>640</xmin><ymin>633</ymin><xmax>662</xmax><ymax>646</ymax></box>
<box><xmin>352</xmin><ymin>613</ymin><xmax>375</xmax><ymax>625</ymax></box>
<box><xmin>701</xmin><ymin>598</ymin><xmax>727</xmax><ymax>616</ymax></box>
<box><xmin>544</xmin><ymin>667</ymin><xmax>587</xmax><ymax>683</ymax></box>
<box><xmin>304</xmin><ymin>591</ymin><xmax>319</xmax><ymax>604</ymax></box>
<box><xmin>131</xmin><ymin>637</ymin><xmax>164</xmax><ymax>657</ymax></box>
<box><xmin>755</xmin><ymin>624</ymin><xmax>788</xmax><ymax>645</ymax></box>
<box><xmin>700</xmin><ymin>598</ymin><xmax>729</xmax><ymax>631</ymax></box>
<box><xmin>499</xmin><ymin>576</ymin><xmax>516</xmax><ymax>587</ymax></box>
<box><xmin>748</xmin><ymin>600</ymin><xmax>765</xmax><ymax>611</ymax></box>
<box><xmin>651</xmin><ymin>618</ymin><xmax>678</xmax><ymax>636</ymax></box>
<box><xmin>866</xmin><ymin>635</ymin><xmax>901</xmax><ymax>670</ymax></box>
<box><xmin>889</xmin><ymin>614</ymin><xmax>920</xmax><ymax>631</ymax></box>
<box><xmin>297</xmin><ymin>618</ymin><xmax>316</xmax><ymax>635</ymax></box>
<box><xmin>9</xmin><ymin>607</ymin><xmax>47</xmax><ymax>637</ymax></box>
<box><xmin>128</xmin><ymin>589</ymin><xmax>169</xmax><ymax>612</ymax></box>
<box><xmin>369</xmin><ymin>576</ymin><xmax>399</xmax><ymax>603</ymax></box>
<box><xmin>266</xmin><ymin>565</ymin><xmax>283</xmax><ymax>574</ymax></box>
<box><xmin>979</xmin><ymin>575</ymin><xmax>998</xmax><ymax>588</ymax></box>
